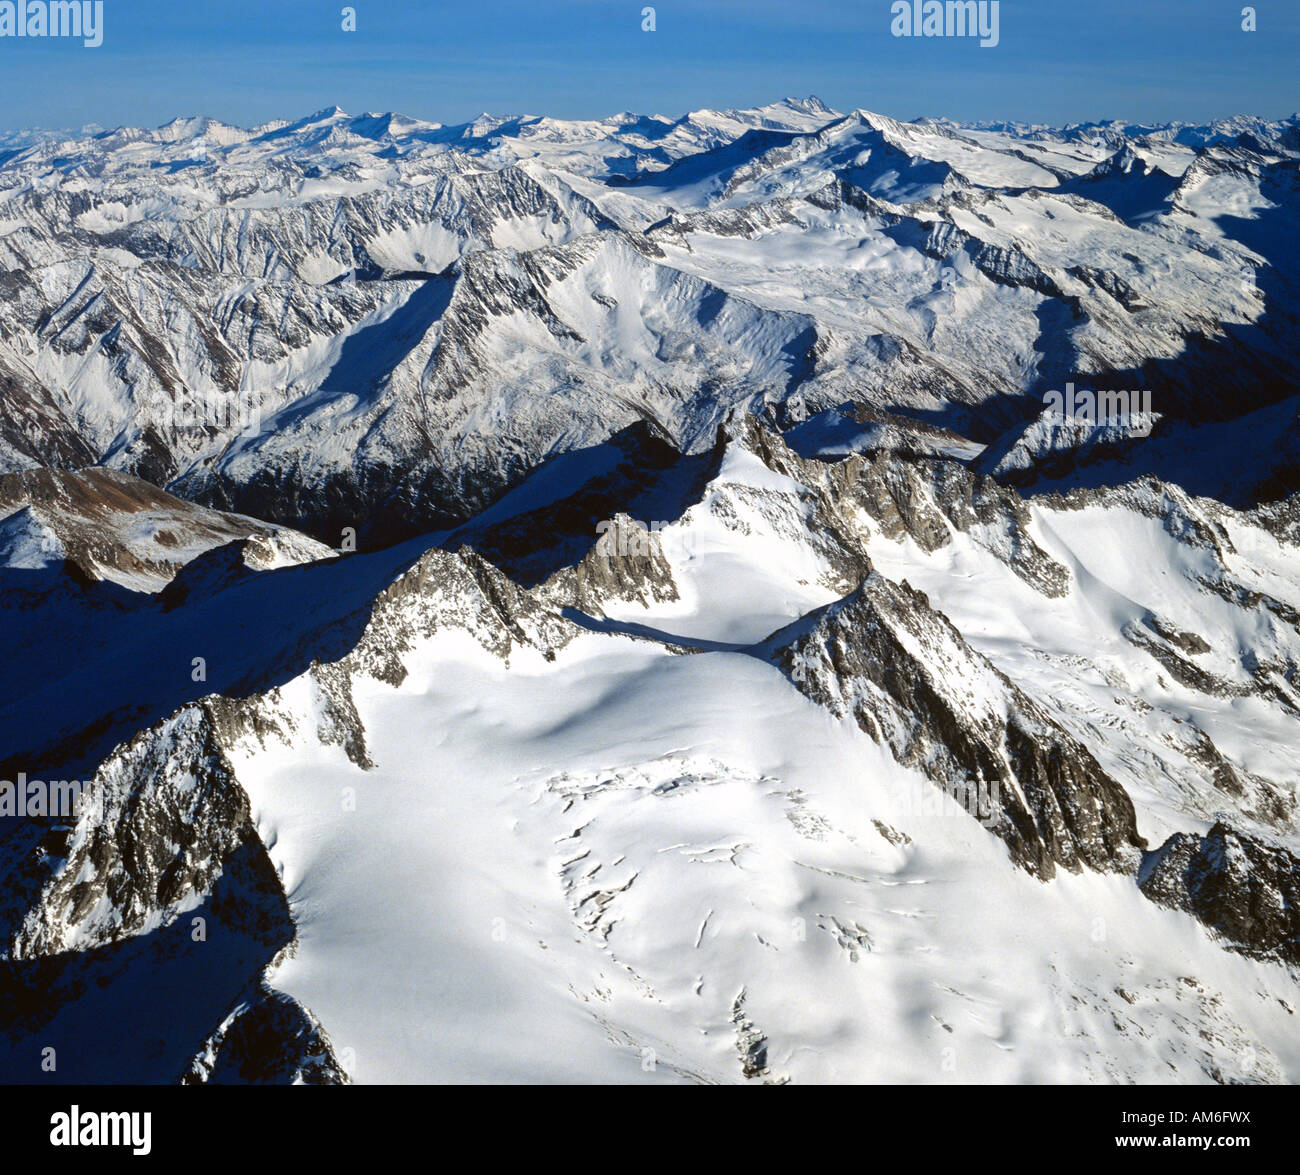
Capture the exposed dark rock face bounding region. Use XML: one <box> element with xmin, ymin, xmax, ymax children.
<box><xmin>0</xmin><ymin>702</ymin><xmax>349</xmax><ymax>1083</ymax></box>
<box><xmin>763</xmin><ymin>572</ymin><xmax>1145</xmax><ymax>877</ymax></box>
<box><xmin>1146</xmin><ymin>615</ymin><xmax>1212</xmax><ymax>656</ymax></box>
<box><xmin>851</xmin><ymin>456</ymin><xmax>1072</xmax><ymax>597</ymax></box>
<box><xmin>1140</xmin><ymin>822</ymin><xmax>1300</xmax><ymax>966</ymax></box>
<box><xmin>1122</xmin><ymin>620</ymin><xmax>1254</xmax><ymax>701</ymax></box>
<box><xmin>1178</xmin><ymin>726</ymin><xmax>1297</xmax><ymax>830</ymax></box>
<box><xmin>181</xmin><ymin>985</ymin><xmax>350</xmax><ymax>1085</ymax></box>
<box><xmin>342</xmin><ymin>545</ymin><xmax>581</xmax><ymax>687</ymax></box>
<box><xmin>553</xmin><ymin>512</ymin><xmax>682</xmax><ymax>614</ymax></box>
<box><xmin>728</xmin><ymin>415</ymin><xmax>1071</xmax><ymax>598</ymax></box>
<box><xmin>11</xmin><ymin>703</ymin><xmax>288</xmax><ymax>958</ymax></box>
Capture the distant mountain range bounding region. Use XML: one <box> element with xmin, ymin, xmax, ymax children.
<box><xmin>1</xmin><ymin>96</ymin><xmax>1296</xmax><ymax>543</ymax></box>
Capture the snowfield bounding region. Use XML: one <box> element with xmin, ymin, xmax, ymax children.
<box><xmin>229</xmin><ymin>487</ymin><xmax>1300</xmax><ymax>1083</ymax></box>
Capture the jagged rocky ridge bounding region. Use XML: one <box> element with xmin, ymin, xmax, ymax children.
<box><xmin>180</xmin><ymin>985</ymin><xmax>350</xmax><ymax>1085</ymax></box>
<box><xmin>762</xmin><ymin>572</ymin><xmax>1144</xmax><ymax>878</ymax></box>
<box><xmin>4</xmin><ymin>408</ymin><xmax>1298</xmax><ymax>1081</ymax></box>
<box><xmin>1141</xmin><ymin>823</ymin><xmax>1300</xmax><ymax>968</ymax></box>
<box><xmin>0</xmin><ymin>702</ymin><xmax>346</xmax><ymax>1082</ymax></box>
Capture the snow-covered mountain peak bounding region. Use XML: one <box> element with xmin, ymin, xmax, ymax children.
<box><xmin>2</xmin><ymin>98</ymin><xmax>1300</xmax><ymax>1086</ymax></box>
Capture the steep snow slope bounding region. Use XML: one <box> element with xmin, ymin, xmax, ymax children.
<box><xmin>208</xmin><ymin>427</ymin><xmax>1300</xmax><ymax>1083</ymax></box>
<box><xmin>230</xmin><ymin>627</ymin><xmax>1298</xmax><ymax>1083</ymax></box>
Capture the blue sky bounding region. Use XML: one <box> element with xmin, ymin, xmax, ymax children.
<box><xmin>1</xmin><ymin>0</ymin><xmax>1296</xmax><ymax>131</ymax></box>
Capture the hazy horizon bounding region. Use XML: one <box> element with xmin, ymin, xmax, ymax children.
<box><xmin>0</xmin><ymin>0</ymin><xmax>1294</xmax><ymax>134</ymax></box>
<box><xmin>6</xmin><ymin>95</ymin><xmax>1300</xmax><ymax>140</ymax></box>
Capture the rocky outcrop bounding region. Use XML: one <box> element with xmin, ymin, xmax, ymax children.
<box><xmin>729</xmin><ymin>415</ymin><xmax>1071</xmax><ymax>597</ymax></box>
<box><xmin>0</xmin><ymin>701</ymin><xmax>345</xmax><ymax>1083</ymax></box>
<box><xmin>345</xmin><ymin>545</ymin><xmax>580</xmax><ymax>685</ymax></box>
<box><xmin>763</xmin><ymin>572</ymin><xmax>1145</xmax><ymax>877</ymax></box>
<box><xmin>160</xmin><ymin>533</ymin><xmax>335</xmax><ymax>609</ymax></box>
<box><xmin>11</xmin><ymin>702</ymin><xmax>289</xmax><ymax>959</ymax></box>
<box><xmin>180</xmin><ymin>986</ymin><xmax>350</xmax><ymax>1085</ymax></box>
<box><xmin>1140</xmin><ymin>822</ymin><xmax>1300</xmax><ymax>966</ymax></box>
